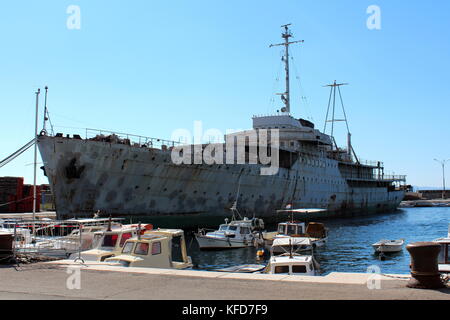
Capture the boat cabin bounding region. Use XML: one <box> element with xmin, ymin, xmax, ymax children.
<box><xmin>105</xmin><ymin>229</ymin><xmax>192</xmax><ymax>269</ymax></box>
<box><xmin>435</xmin><ymin>238</ymin><xmax>450</xmax><ymax>273</ymax></box>
<box><xmin>70</xmin><ymin>224</ymin><xmax>150</xmax><ymax>262</ymax></box>
<box><xmin>217</xmin><ymin>220</ymin><xmax>253</xmax><ymax>238</ymax></box>
<box><xmin>271</xmin><ymin>237</ymin><xmax>313</xmax><ymax>255</ymax></box>
<box><xmin>276</xmin><ymin>222</ymin><xmax>306</xmax><ymax>237</ymax></box>
<box><xmin>265</xmin><ymin>254</ymin><xmax>317</xmax><ymax>276</ymax></box>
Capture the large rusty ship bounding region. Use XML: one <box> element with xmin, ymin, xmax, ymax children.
<box><xmin>37</xmin><ymin>25</ymin><xmax>406</xmax><ymax>226</ymax></box>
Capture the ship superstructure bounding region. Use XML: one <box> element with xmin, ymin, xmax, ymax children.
<box><xmin>37</xmin><ymin>25</ymin><xmax>406</xmax><ymax>226</ymax></box>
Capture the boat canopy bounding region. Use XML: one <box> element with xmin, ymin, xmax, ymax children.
<box><xmin>272</xmin><ymin>237</ymin><xmax>312</xmax><ymax>247</ymax></box>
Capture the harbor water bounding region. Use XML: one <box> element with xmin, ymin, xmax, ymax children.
<box><xmin>184</xmin><ymin>207</ymin><xmax>449</xmax><ymax>275</ymax></box>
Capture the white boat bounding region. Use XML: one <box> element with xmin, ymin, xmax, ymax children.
<box><xmin>433</xmin><ymin>224</ymin><xmax>450</xmax><ymax>274</ymax></box>
<box><xmin>261</xmin><ymin>208</ymin><xmax>328</xmax><ymax>253</ymax></box>
<box><xmin>264</xmin><ymin>253</ymin><xmax>319</xmax><ymax>276</ymax></box>
<box><xmin>216</xmin><ymin>235</ymin><xmax>320</xmax><ymax>276</ymax></box>
<box><xmin>195</xmin><ymin>217</ymin><xmax>263</xmax><ymax>249</ymax></box>
<box><xmin>68</xmin><ymin>223</ymin><xmax>152</xmax><ymax>262</ymax></box>
<box><xmin>6</xmin><ymin>216</ymin><xmax>125</xmax><ymax>258</ymax></box>
<box><xmin>263</xmin><ymin>235</ymin><xmax>320</xmax><ymax>276</ymax></box>
<box><xmin>372</xmin><ymin>239</ymin><xmax>404</xmax><ymax>253</ymax></box>
<box><xmin>215</xmin><ymin>264</ymin><xmax>266</xmax><ymax>273</ymax></box>
<box><xmin>105</xmin><ymin>228</ymin><xmax>192</xmax><ymax>269</ymax></box>
<box><xmin>213</xmin><ymin>253</ymin><xmax>319</xmax><ymax>276</ymax></box>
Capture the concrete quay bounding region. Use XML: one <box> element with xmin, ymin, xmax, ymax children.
<box><xmin>0</xmin><ymin>261</ymin><xmax>449</xmax><ymax>300</ymax></box>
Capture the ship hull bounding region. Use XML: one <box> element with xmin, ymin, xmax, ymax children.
<box><xmin>37</xmin><ymin>135</ymin><xmax>404</xmax><ymax>228</ymax></box>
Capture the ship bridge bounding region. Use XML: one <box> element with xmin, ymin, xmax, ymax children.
<box><xmin>250</xmin><ymin>114</ymin><xmax>332</xmax><ymax>147</ymax></box>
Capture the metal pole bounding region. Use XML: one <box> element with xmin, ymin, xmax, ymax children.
<box><xmin>434</xmin><ymin>159</ymin><xmax>449</xmax><ymax>200</ymax></box>
<box><xmin>331</xmin><ymin>82</ymin><xmax>336</xmax><ymax>140</ymax></box>
<box><xmin>42</xmin><ymin>86</ymin><xmax>48</xmax><ymax>132</ymax></box>
<box><xmin>13</xmin><ymin>223</ymin><xmax>17</xmax><ymax>261</ymax></box>
<box><xmin>443</xmin><ymin>162</ymin><xmax>446</xmax><ymax>199</ymax></box>
<box><xmin>33</xmin><ymin>89</ymin><xmax>40</xmax><ymax>237</ymax></box>
<box><xmin>284</xmin><ymin>27</ymin><xmax>290</xmax><ymax>114</ymax></box>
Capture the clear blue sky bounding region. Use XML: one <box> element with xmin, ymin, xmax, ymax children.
<box><xmin>1</xmin><ymin>0</ymin><xmax>449</xmax><ymax>188</ymax></box>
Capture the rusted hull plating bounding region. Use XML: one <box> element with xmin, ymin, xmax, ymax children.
<box><xmin>38</xmin><ymin>136</ymin><xmax>404</xmax><ymax>227</ymax></box>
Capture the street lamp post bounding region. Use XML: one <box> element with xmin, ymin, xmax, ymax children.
<box><xmin>434</xmin><ymin>159</ymin><xmax>449</xmax><ymax>200</ymax></box>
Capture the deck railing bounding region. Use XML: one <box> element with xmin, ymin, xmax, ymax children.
<box><xmin>84</xmin><ymin>128</ymin><xmax>181</xmax><ymax>149</ymax></box>
<box><xmin>49</xmin><ymin>127</ymin><xmax>182</xmax><ymax>150</ymax></box>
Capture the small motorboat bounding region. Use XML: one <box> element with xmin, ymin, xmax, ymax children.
<box><xmin>433</xmin><ymin>223</ymin><xmax>450</xmax><ymax>274</ymax></box>
<box><xmin>195</xmin><ymin>217</ymin><xmax>264</xmax><ymax>250</ymax></box>
<box><xmin>69</xmin><ymin>223</ymin><xmax>152</xmax><ymax>262</ymax></box>
<box><xmin>195</xmin><ymin>203</ymin><xmax>265</xmax><ymax>250</ymax></box>
<box><xmin>105</xmin><ymin>228</ymin><xmax>192</xmax><ymax>269</ymax></box>
<box><xmin>263</xmin><ymin>237</ymin><xmax>319</xmax><ymax>276</ymax></box>
<box><xmin>264</xmin><ymin>253</ymin><xmax>319</xmax><ymax>276</ymax></box>
<box><xmin>372</xmin><ymin>239</ymin><xmax>404</xmax><ymax>253</ymax></box>
<box><xmin>261</xmin><ymin>208</ymin><xmax>329</xmax><ymax>252</ymax></box>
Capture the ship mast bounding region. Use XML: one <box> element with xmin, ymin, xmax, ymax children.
<box><xmin>270</xmin><ymin>24</ymin><xmax>304</xmax><ymax>114</ymax></box>
<box><xmin>323</xmin><ymin>81</ymin><xmax>359</xmax><ymax>163</ymax></box>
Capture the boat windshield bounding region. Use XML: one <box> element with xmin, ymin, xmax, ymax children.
<box><xmin>278</xmin><ymin>224</ymin><xmax>286</xmax><ymax>234</ymax></box>
<box><xmin>286</xmin><ymin>225</ymin><xmax>298</xmax><ymax>235</ymax></box>
<box><xmin>92</xmin><ymin>234</ymin><xmax>102</xmax><ymax>247</ymax></box>
<box><xmin>102</xmin><ymin>234</ymin><xmax>118</xmax><ymax>247</ymax></box>
<box><xmin>122</xmin><ymin>242</ymin><xmax>134</xmax><ymax>254</ymax></box>
<box><xmin>119</xmin><ymin>232</ymin><xmax>133</xmax><ymax>247</ymax></box>
<box><xmin>219</xmin><ymin>225</ymin><xmax>238</xmax><ymax>232</ymax></box>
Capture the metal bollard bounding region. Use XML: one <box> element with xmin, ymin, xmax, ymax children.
<box><xmin>406</xmin><ymin>242</ymin><xmax>445</xmax><ymax>289</ymax></box>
